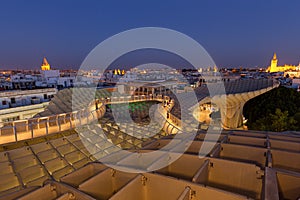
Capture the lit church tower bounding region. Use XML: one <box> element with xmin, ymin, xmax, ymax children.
<box><xmin>267</xmin><ymin>53</ymin><xmax>297</xmax><ymax>73</ymax></box>
<box><xmin>270</xmin><ymin>53</ymin><xmax>278</xmax><ymax>72</ymax></box>
<box><xmin>41</xmin><ymin>57</ymin><xmax>51</xmax><ymax>70</ymax></box>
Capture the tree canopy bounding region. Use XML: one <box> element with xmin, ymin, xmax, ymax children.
<box><xmin>243</xmin><ymin>86</ymin><xmax>300</xmax><ymax>131</ymax></box>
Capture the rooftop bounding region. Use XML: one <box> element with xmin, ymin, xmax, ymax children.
<box><xmin>0</xmin><ymin>78</ymin><xmax>294</xmax><ymax>200</ymax></box>
<box><xmin>0</xmin><ymin>123</ymin><xmax>299</xmax><ymax>199</ymax></box>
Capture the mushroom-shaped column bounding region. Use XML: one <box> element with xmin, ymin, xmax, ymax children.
<box><xmin>212</xmin><ymin>83</ymin><xmax>279</xmax><ymax>129</ymax></box>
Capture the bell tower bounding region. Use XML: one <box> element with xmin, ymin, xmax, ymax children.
<box><xmin>41</xmin><ymin>57</ymin><xmax>51</xmax><ymax>70</ymax></box>
<box><xmin>270</xmin><ymin>53</ymin><xmax>278</xmax><ymax>72</ymax></box>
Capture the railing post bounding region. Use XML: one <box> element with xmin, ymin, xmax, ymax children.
<box><xmin>30</xmin><ymin>122</ymin><xmax>34</xmax><ymax>139</ymax></box>
<box><xmin>72</xmin><ymin>113</ymin><xmax>77</xmax><ymax>127</ymax></box>
<box><xmin>37</xmin><ymin>119</ymin><xmax>40</xmax><ymax>129</ymax></box>
<box><xmin>95</xmin><ymin>101</ymin><xmax>99</xmax><ymax>110</ymax></box>
<box><xmin>26</xmin><ymin>120</ymin><xmax>29</xmax><ymax>132</ymax></box>
<box><xmin>13</xmin><ymin>123</ymin><xmax>17</xmax><ymax>142</ymax></box>
<box><xmin>45</xmin><ymin>119</ymin><xmax>49</xmax><ymax>135</ymax></box>
<box><xmin>91</xmin><ymin>111</ymin><xmax>96</xmax><ymax>121</ymax></box>
<box><xmin>86</xmin><ymin>111</ymin><xmax>89</xmax><ymax>124</ymax></box>
<box><xmin>79</xmin><ymin>112</ymin><xmax>82</xmax><ymax>126</ymax></box>
<box><xmin>69</xmin><ymin>114</ymin><xmax>72</xmax><ymax>129</ymax></box>
<box><xmin>58</xmin><ymin>116</ymin><xmax>61</xmax><ymax>131</ymax></box>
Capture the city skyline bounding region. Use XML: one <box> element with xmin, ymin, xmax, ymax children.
<box><xmin>0</xmin><ymin>0</ymin><xmax>300</xmax><ymax>69</ymax></box>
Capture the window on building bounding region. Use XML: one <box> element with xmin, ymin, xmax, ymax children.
<box><xmin>11</xmin><ymin>97</ymin><xmax>16</xmax><ymax>104</ymax></box>
<box><xmin>44</xmin><ymin>94</ymin><xmax>48</xmax><ymax>99</ymax></box>
<box><xmin>2</xmin><ymin>101</ymin><xmax>6</xmax><ymax>105</ymax></box>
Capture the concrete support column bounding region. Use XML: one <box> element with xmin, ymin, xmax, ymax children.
<box><xmin>212</xmin><ymin>85</ymin><xmax>278</xmax><ymax>129</ymax></box>
<box><xmin>212</xmin><ymin>94</ymin><xmax>248</xmax><ymax>129</ymax></box>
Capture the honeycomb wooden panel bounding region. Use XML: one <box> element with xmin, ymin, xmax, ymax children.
<box><xmin>269</xmin><ymin>134</ymin><xmax>300</xmax><ymax>143</ymax></box>
<box><xmin>230</xmin><ymin>131</ymin><xmax>267</xmax><ymax>138</ymax></box>
<box><xmin>72</xmin><ymin>140</ymin><xmax>86</xmax><ymax>149</ymax></box>
<box><xmin>276</xmin><ymin>170</ymin><xmax>300</xmax><ymax>199</ymax></box>
<box><xmin>72</xmin><ymin>158</ymin><xmax>90</xmax><ymax>169</ymax></box>
<box><xmin>44</xmin><ymin>157</ymin><xmax>69</xmax><ymax>174</ymax></box>
<box><xmin>52</xmin><ymin>166</ymin><xmax>74</xmax><ymax>181</ymax></box>
<box><xmin>271</xmin><ymin>149</ymin><xmax>300</xmax><ymax>173</ymax></box>
<box><xmin>56</xmin><ymin>144</ymin><xmax>76</xmax><ymax>156</ymax></box>
<box><xmin>13</xmin><ymin>155</ymin><xmax>38</xmax><ymax>172</ymax></box>
<box><xmin>0</xmin><ymin>161</ymin><xmax>13</xmax><ymax>175</ymax></box>
<box><xmin>228</xmin><ymin>135</ymin><xmax>266</xmax><ymax>147</ymax></box>
<box><xmin>194</xmin><ymin>158</ymin><xmax>263</xmax><ymax>199</ymax></box>
<box><xmin>0</xmin><ymin>173</ymin><xmax>20</xmax><ymax>193</ymax></box>
<box><xmin>0</xmin><ymin>187</ymin><xmax>38</xmax><ymax>200</ymax></box>
<box><xmin>195</xmin><ymin>133</ymin><xmax>226</xmax><ymax>141</ymax></box>
<box><xmin>64</xmin><ymin>151</ymin><xmax>86</xmax><ymax>164</ymax></box>
<box><xmin>50</xmin><ymin>138</ymin><xmax>69</xmax><ymax>148</ymax></box>
<box><xmin>37</xmin><ymin>149</ymin><xmax>59</xmax><ymax>163</ymax></box>
<box><xmin>30</xmin><ymin>142</ymin><xmax>52</xmax><ymax>154</ymax></box>
<box><xmin>142</xmin><ymin>139</ymin><xmax>182</xmax><ymax>150</ymax></box>
<box><xmin>185</xmin><ymin>140</ymin><xmax>218</xmax><ymax>155</ymax></box>
<box><xmin>19</xmin><ymin>165</ymin><xmax>48</xmax><ymax>185</ymax></box>
<box><xmin>78</xmin><ymin>168</ymin><xmax>137</xmax><ymax>199</ymax></box>
<box><xmin>0</xmin><ymin>128</ymin><xmax>300</xmax><ymax>199</ymax></box>
<box><xmin>270</xmin><ymin>139</ymin><xmax>300</xmax><ymax>152</ymax></box>
<box><xmin>60</xmin><ymin>163</ymin><xmax>107</xmax><ymax>188</ymax></box>
<box><xmin>155</xmin><ymin>153</ymin><xmax>206</xmax><ymax>181</ymax></box>
<box><xmin>110</xmin><ymin>173</ymin><xmax>248</xmax><ymax>200</ymax></box>
<box><xmin>26</xmin><ymin>175</ymin><xmax>49</xmax><ymax>187</ymax></box>
<box><xmin>0</xmin><ymin>152</ymin><xmax>8</xmax><ymax>162</ymax></box>
<box><xmin>116</xmin><ymin>150</ymin><xmax>168</xmax><ymax>171</ymax></box>
<box><xmin>110</xmin><ymin>174</ymin><xmax>177</xmax><ymax>200</ymax></box>
<box><xmin>18</xmin><ymin>182</ymin><xmax>95</xmax><ymax>200</ymax></box>
<box><xmin>65</xmin><ymin>134</ymin><xmax>81</xmax><ymax>143</ymax></box>
<box><xmin>219</xmin><ymin>143</ymin><xmax>267</xmax><ymax>167</ymax></box>
<box><xmin>8</xmin><ymin>147</ymin><xmax>32</xmax><ymax>160</ymax></box>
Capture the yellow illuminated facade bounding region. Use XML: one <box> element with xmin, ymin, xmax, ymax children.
<box><xmin>213</xmin><ymin>66</ymin><xmax>218</xmax><ymax>72</ymax></box>
<box><xmin>113</xmin><ymin>69</ymin><xmax>125</xmax><ymax>75</ymax></box>
<box><xmin>41</xmin><ymin>57</ymin><xmax>51</xmax><ymax>70</ymax></box>
<box><xmin>267</xmin><ymin>53</ymin><xmax>297</xmax><ymax>73</ymax></box>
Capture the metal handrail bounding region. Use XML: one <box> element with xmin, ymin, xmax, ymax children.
<box><xmin>0</xmin><ymin>93</ymin><xmax>182</xmax><ymax>145</ymax></box>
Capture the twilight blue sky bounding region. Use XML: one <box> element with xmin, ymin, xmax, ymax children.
<box><xmin>0</xmin><ymin>0</ymin><xmax>299</xmax><ymax>69</ymax></box>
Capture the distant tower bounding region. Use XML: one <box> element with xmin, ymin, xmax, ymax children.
<box><xmin>270</xmin><ymin>53</ymin><xmax>278</xmax><ymax>72</ymax></box>
<box><xmin>41</xmin><ymin>57</ymin><xmax>51</xmax><ymax>70</ymax></box>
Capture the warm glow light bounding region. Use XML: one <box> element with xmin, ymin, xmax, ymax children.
<box><xmin>41</xmin><ymin>57</ymin><xmax>51</xmax><ymax>70</ymax></box>
<box><xmin>267</xmin><ymin>53</ymin><xmax>297</xmax><ymax>73</ymax></box>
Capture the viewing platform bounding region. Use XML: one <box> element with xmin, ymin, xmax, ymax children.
<box><xmin>0</xmin><ymin>79</ymin><xmax>279</xmax><ymax>144</ymax></box>
<box><xmin>0</xmin><ymin>79</ymin><xmax>298</xmax><ymax>200</ymax></box>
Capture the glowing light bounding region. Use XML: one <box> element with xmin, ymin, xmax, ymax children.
<box><xmin>267</xmin><ymin>53</ymin><xmax>297</xmax><ymax>73</ymax></box>
<box><xmin>41</xmin><ymin>57</ymin><xmax>51</xmax><ymax>70</ymax></box>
